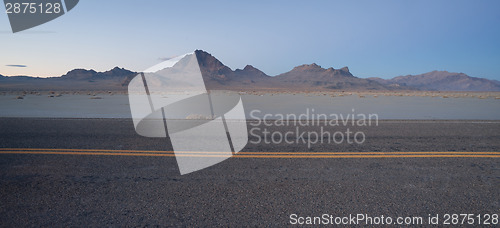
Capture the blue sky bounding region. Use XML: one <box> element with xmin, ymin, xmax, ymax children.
<box><xmin>1</xmin><ymin>0</ymin><xmax>499</xmax><ymax>80</ymax></box>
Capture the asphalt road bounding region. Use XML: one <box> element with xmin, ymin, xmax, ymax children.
<box><xmin>0</xmin><ymin>118</ymin><xmax>499</xmax><ymax>226</ymax></box>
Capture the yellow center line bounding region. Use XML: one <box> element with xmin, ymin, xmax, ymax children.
<box><xmin>0</xmin><ymin>148</ymin><xmax>499</xmax><ymax>158</ymax></box>
<box><xmin>232</xmin><ymin>155</ymin><xmax>500</xmax><ymax>158</ymax></box>
<box><xmin>0</xmin><ymin>148</ymin><xmax>172</xmax><ymax>153</ymax></box>
<box><xmin>0</xmin><ymin>151</ymin><xmax>175</xmax><ymax>157</ymax></box>
<box><xmin>0</xmin><ymin>148</ymin><xmax>499</xmax><ymax>155</ymax></box>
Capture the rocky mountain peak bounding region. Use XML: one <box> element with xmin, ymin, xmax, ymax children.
<box><xmin>243</xmin><ymin>65</ymin><xmax>258</xmax><ymax>71</ymax></box>
<box><xmin>195</xmin><ymin>50</ymin><xmax>228</xmax><ymax>71</ymax></box>
<box><xmin>340</xmin><ymin>66</ymin><xmax>349</xmax><ymax>73</ymax></box>
<box><xmin>293</xmin><ymin>63</ymin><xmax>323</xmax><ymax>71</ymax></box>
<box><xmin>102</xmin><ymin>67</ymin><xmax>135</xmax><ymax>77</ymax></box>
<box><xmin>61</xmin><ymin>69</ymin><xmax>98</xmax><ymax>79</ymax></box>
<box><xmin>233</xmin><ymin>64</ymin><xmax>269</xmax><ymax>79</ymax></box>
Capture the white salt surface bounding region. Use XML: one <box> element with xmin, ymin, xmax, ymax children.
<box><xmin>1</xmin><ymin>94</ymin><xmax>499</xmax><ymax>120</ymax></box>
<box><xmin>0</xmin><ymin>95</ymin><xmax>132</xmax><ymax>118</ymax></box>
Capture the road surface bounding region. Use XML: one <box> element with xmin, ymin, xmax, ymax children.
<box><xmin>0</xmin><ymin>118</ymin><xmax>499</xmax><ymax>226</ymax></box>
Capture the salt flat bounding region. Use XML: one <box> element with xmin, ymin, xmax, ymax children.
<box><xmin>1</xmin><ymin>93</ymin><xmax>499</xmax><ymax>119</ymax></box>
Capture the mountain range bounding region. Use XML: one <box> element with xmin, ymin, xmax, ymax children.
<box><xmin>369</xmin><ymin>71</ymin><xmax>500</xmax><ymax>91</ymax></box>
<box><xmin>1</xmin><ymin>50</ymin><xmax>499</xmax><ymax>91</ymax></box>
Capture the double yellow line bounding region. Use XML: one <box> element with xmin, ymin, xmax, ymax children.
<box><xmin>0</xmin><ymin>148</ymin><xmax>499</xmax><ymax>158</ymax></box>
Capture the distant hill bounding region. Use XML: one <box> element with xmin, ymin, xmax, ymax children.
<box><xmin>0</xmin><ymin>67</ymin><xmax>136</xmax><ymax>91</ymax></box>
<box><xmin>1</xmin><ymin>50</ymin><xmax>498</xmax><ymax>92</ymax></box>
<box><xmin>273</xmin><ymin>64</ymin><xmax>393</xmax><ymax>90</ymax></box>
<box><xmin>370</xmin><ymin>71</ymin><xmax>500</xmax><ymax>91</ymax></box>
<box><xmin>61</xmin><ymin>67</ymin><xmax>137</xmax><ymax>87</ymax></box>
<box><xmin>61</xmin><ymin>67</ymin><xmax>135</xmax><ymax>80</ymax></box>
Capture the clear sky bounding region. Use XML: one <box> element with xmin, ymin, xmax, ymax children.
<box><xmin>1</xmin><ymin>0</ymin><xmax>499</xmax><ymax>80</ymax></box>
